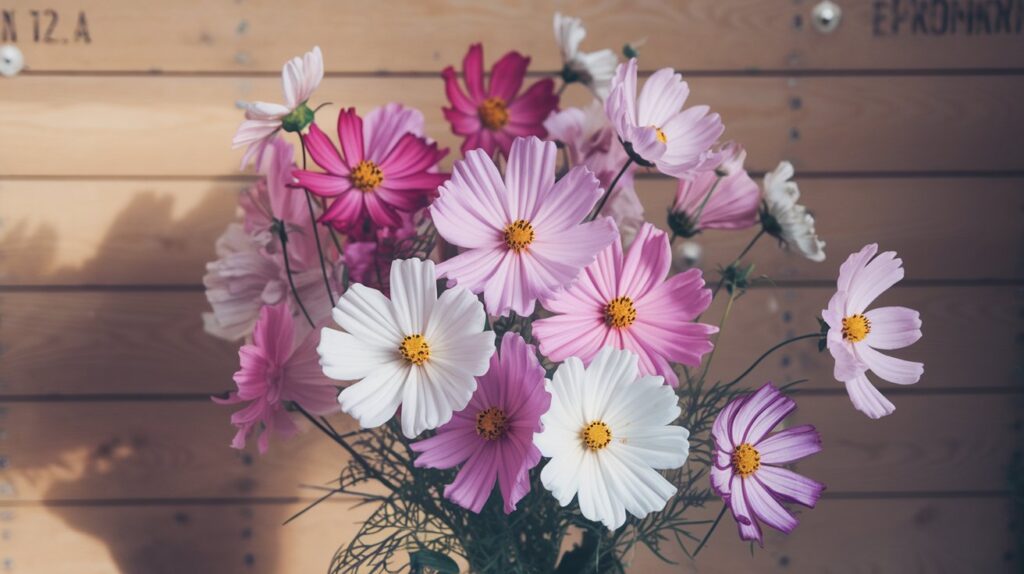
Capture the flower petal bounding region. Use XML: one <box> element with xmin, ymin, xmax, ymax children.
<box><xmin>865</xmin><ymin>306</ymin><xmax>922</xmax><ymax>350</ymax></box>
<box><xmin>844</xmin><ymin>373</ymin><xmax>896</xmax><ymax>419</ymax></box>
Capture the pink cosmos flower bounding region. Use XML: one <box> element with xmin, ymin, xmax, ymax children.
<box><xmin>431</xmin><ymin>136</ymin><xmax>618</xmax><ymax>317</ymax></box>
<box><xmin>533</xmin><ymin>222</ymin><xmax>717</xmax><ymax>387</ymax></box>
<box><xmin>543</xmin><ymin>101</ymin><xmax>644</xmax><ymax>231</ymax></box>
<box><xmin>442</xmin><ymin>43</ymin><xmax>559</xmax><ymax>159</ymax></box>
<box><xmin>710</xmin><ymin>383</ymin><xmax>825</xmax><ymax>545</ymax></box>
<box><xmin>240</xmin><ymin>137</ymin><xmax>309</xmax><ymax>242</ymax></box>
<box><xmin>293</xmin><ymin>103</ymin><xmax>449</xmax><ymax>232</ymax></box>
<box><xmin>232</xmin><ymin>47</ymin><xmax>323</xmax><ymax>169</ymax></box>
<box><xmin>822</xmin><ymin>244</ymin><xmax>924</xmax><ymax>419</ymax></box>
<box><xmin>343</xmin><ymin>211</ymin><xmax>419</xmax><ymax>296</ymax></box>
<box><xmin>411</xmin><ymin>333</ymin><xmax>550</xmax><ymax>513</ymax></box>
<box><xmin>605</xmin><ymin>58</ymin><xmax>724</xmax><ymax>178</ymax></box>
<box><xmin>668</xmin><ymin>142</ymin><xmax>760</xmax><ymax>238</ymax></box>
<box><xmin>213</xmin><ymin>302</ymin><xmax>339</xmax><ymax>454</ymax></box>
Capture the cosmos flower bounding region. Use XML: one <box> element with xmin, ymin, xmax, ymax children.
<box><xmin>213</xmin><ymin>302</ymin><xmax>339</xmax><ymax>454</ymax></box>
<box><xmin>232</xmin><ymin>46</ymin><xmax>323</xmax><ymax>168</ymax></box>
<box><xmin>535</xmin><ymin>347</ymin><xmax>690</xmax><ymax>530</ymax></box>
<box><xmin>543</xmin><ymin>101</ymin><xmax>643</xmax><ymax>230</ymax></box>
<box><xmin>822</xmin><ymin>244</ymin><xmax>924</xmax><ymax>418</ymax></box>
<box><xmin>293</xmin><ymin>104</ymin><xmax>449</xmax><ymax>232</ymax></box>
<box><xmin>668</xmin><ymin>142</ymin><xmax>760</xmax><ymax>238</ymax></box>
<box><xmin>411</xmin><ymin>333</ymin><xmax>550</xmax><ymax>514</ymax></box>
<box><xmin>533</xmin><ymin>223</ymin><xmax>717</xmax><ymax>387</ymax></box>
<box><xmin>442</xmin><ymin>44</ymin><xmax>559</xmax><ymax>158</ymax></box>
<box><xmin>605</xmin><ymin>58</ymin><xmax>724</xmax><ymax>178</ymax></box>
<box><xmin>431</xmin><ymin>136</ymin><xmax>618</xmax><ymax>317</ymax></box>
<box><xmin>318</xmin><ymin>258</ymin><xmax>495</xmax><ymax>438</ymax></box>
<box><xmin>710</xmin><ymin>383</ymin><xmax>826</xmax><ymax>545</ymax></box>
<box><xmin>761</xmin><ymin>161</ymin><xmax>826</xmax><ymax>262</ymax></box>
<box><xmin>553</xmin><ymin>13</ymin><xmax>619</xmax><ymax>100</ymax></box>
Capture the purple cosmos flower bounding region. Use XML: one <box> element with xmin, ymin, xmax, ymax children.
<box><xmin>411</xmin><ymin>333</ymin><xmax>550</xmax><ymax>513</ymax></box>
<box><xmin>710</xmin><ymin>383</ymin><xmax>825</xmax><ymax>545</ymax></box>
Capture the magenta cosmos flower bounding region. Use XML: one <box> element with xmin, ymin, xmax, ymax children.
<box><xmin>605</xmin><ymin>58</ymin><xmax>724</xmax><ymax>178</ymax></box>
<box><xmin>533</xmin><ymin>222</ymin><xmax>716</xmax><ymax>387</ymax></box>
<box><xmin>668</xmin><ymin>142</ymin><xmax>760</xmax><ymax>238</ymax></box>
<box><xmin>411</xmin><ymin>333</ymin><xmax>550</xmax><ymax>513</ymax></box>
<box><xmin>442</xmin><ymin>43</ymin><xmax>559</xmax><ymax>159</ymax></box>
<box><xmin>431</xmin><ymin>136</ymin><xmax>618</xmax><ymax>317</ymax></box>
<box><xmin>711</xmin><ymin>383</ymin><xmax>825</xmax><ymax>545</ymax></box>
<box><xmin>293</xmin><ymin>104</ymin><xmax>449</xmax><ymax>232</ymax></box>
<box><xmin>213</xmin><ymin>302</ymin><xmax>339</xmax><ymax>454</ymax></box>
<box><xmin>823</xmin><ymin>244</ymin><xmax>924</xmax><ymax>419</ymax></box>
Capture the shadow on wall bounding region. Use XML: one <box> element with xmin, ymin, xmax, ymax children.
<box><xmin>0</xmin><ymin>184</ymin><xmax>325</xmax><ymax>573</ymax></box>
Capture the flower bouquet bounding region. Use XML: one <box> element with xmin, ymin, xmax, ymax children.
<box><xmin>208</xmin><ymin>13</ymin><xmax>925</xmax><ymax>573</ymax></box>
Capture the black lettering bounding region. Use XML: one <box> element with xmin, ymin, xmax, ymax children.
<box><xmin>873</xmin><ymin>0</ymin><xmax>889</xmax><ymax>35</ymax></box>
<box><xmin>892</xmin><ymin>0</ymin><xmax>909</xmax><ymax>34</ymax></box>
<box><xmin>43</xmin><ymin>9</ymin><xmax>58</xmax><ymax>43</ymax></box>
<box><xmin>912</xmin><ymin>0</ymin><xmax>930</xmax><ymax>33</ymax></box>
<box><xmin>933</xmin><ymin>0</ymin><xmax>950</xmax><ymax>33</ymax></box>
<box><xmin>74</xmin><ymin>11</ymin><xmax>90</xmax><ymax>43</ymax></box>
<box><xmin>29</xmin><ymin>9</ymin><xmax>39</xmax><ymax>42</ymax></box>
<box><xmin>994</xmin><ymin>0</ymin><xmax>1013</xmax><ymax>32</ymax></box>
<box><xmin>1</xmin><ymin>11</ymin><xmax>14</xmax><ymax>43</ymax></box>
<box><xmin>973</xmin><ymin>0</ymin><xmax>992</xmax><ymax>33</ymax></box>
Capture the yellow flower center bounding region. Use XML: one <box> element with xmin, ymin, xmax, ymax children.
<box><xmin>842</xmin><ymin>314</ymin><xmax>871</xmax><ymax>343</ymax></box>
<box><xmin>503</xmin><ymin>219</ymin><xmax>535</xmax><ymax>252</ymax></box>
<box><xmin>581</xmin><ymin>421</ymin><xmax>612</xmax><ymax>451</ymax></box>
<box><xmin>478</xmin><ymin>96</ymin><xmax>510</xmax><ymax>130</ymax></box>
<box><xmin>475</xmin><ymin>407</ymin><xmax>508</xmax><ymax>441</ymax></box>
<box><xmin>399</xmin><ymin>334</ymin><xmax>430</xmax><ymax>366</ymax></box>
<box><xmin>731</xmin><ymin>443</ymin><xmax>761</xmax><ymax>478</ymax></box>
<box><xmin>604</xmin><ymin>296</ymin><xmax>637</xmax><ymax>329</ymax></box>
<box><xmin>350</xmin><ymin>160</ymin><xmax>384</xmax><ymax>192</ymax></box>
<box><xmin>649</xmin><ymin>125</ymin><xmax>668</xmax><ymax>144</ymax></box>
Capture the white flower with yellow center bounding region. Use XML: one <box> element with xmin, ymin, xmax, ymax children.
<box><xmin>318</xmin><ymin>258</ymin><xmax>495</xmax><ymax>438</ymax></box>
<box><xmin>554</xmin><ymin>13</ymin><xmax>619</xmax><ymax>100</ymax></box>
<box><xmin>534</xmin><ymin>347</ymin><xmax>690</xmax><ymax>530</ymax></box>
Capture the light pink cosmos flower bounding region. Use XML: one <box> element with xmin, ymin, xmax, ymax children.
<box><xmin>239</xmin><ymin>137</ymin><xmax>308</xmax><ymax>242</ymax></box>
<box><xmin>710</xmin><ymin>383</ymin><xmax>825</xmax><ymax>545</ymax></box>
<box><xmin>213</xmin><ymin>302</ymin><xmax>339</xmax><ymax>454</ymax></box>
<box><xmin>668</xmin><ymin>142</ymin><xmax>760</xmax><ymax>238</ymax></box>
<box><xmin>293</xmin><ymin>104</ymin><xmax>449</xmax><ymax>232</ymax></box>
<box><xmin>411</xmin><ymin>333</ymin><xmax>550</xmax><ymax>514</ymax></box>
<box><xmin>822</xmin><ymin>244</ymin><xmax>924</xmax><ymax>419</ymax></box>
<box><xmin>431</xmin><ymin>136</ymin><xmax>618</xmax><ymax>317</ymax></box>
<box><xmin>533</xmin><ymin>222</ymin><xmax>717</xmax><ymax>387</ymax></box>
<box><xmin>605</xmin><ymin>58</ymin><xmax>724</xmax><ymax>178</ymax></box>
<box><xmin>543</xmin><ymin>101</ymin><xmax>644</xmax><ymax>231</ymax></box>
<box><xmin>443</xmin><ymin>43</ymin><xmax>559</xmax><ymax>159</ymax></box>
<box><xmin>232</xmin><ymin>47</ymin><xmax>323</xmax><ymax>168</ymax></box>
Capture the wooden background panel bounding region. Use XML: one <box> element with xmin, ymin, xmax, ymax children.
<box><xmin>7</xmin><ymin>0</ymin><xmax>1024</xmax><ymax>74</ymax></box>
<box><xmin>2</xmin><ymin>394</ymin><xmax>1014</xmax><ymax>501</ymax></box>
<box><xmin>2</xmin><ymin>75</ymin><xmax>1023</xmax><ymax>177</ymax></box>
<box><xmin>2</xmin><ymin>286</ymin><xmax>1016</xmax><ymax>395</ymax></box>
<box><xmin>2</xmin><ymin>177</ymin><xmax>1021</xmax><ymax>286</ymax></box>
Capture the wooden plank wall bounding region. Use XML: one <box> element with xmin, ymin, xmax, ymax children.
<box><xmin>0</xmin><ymin>0</ymin><xmax>1022</xmax><ymax>572</ymax></box>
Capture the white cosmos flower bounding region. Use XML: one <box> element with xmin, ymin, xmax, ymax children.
<box><xmin>554</xmin><ymin>13</ymin><xmax>619</xmax><ymax>100</ymax></box>
<box><xmin>318</xmin><ymin>258</ymin><xmax>495</xmax><ymax>438</ymax></box>
<box><xmin>762</xmin><ymin>161</ymin><xmax>826</xmax><ymax>262</ymax></box>
<box><xmin>535</xmin><ymin>347</ymin><xmax>690</xmax><ymax>530</ymax></box>
<box><xmin>232</xmin><ymin>46</ymin><xmax>324</xmax><ymax>168</ymax></box>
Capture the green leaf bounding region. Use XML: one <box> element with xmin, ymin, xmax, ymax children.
<box><xmin>410</xmin><ymin>549</ymin><xmax>460</xmax><ymax>574</ymax></box>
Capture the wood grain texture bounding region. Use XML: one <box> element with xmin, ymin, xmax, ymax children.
<box><xmin>6</xmin><ymin>0</ymin><xmax>1024</xmax><ymax>74</ymax></box>
<box><xmin>1</xmin><ymin>75</ymin><xmax>1022</xmax><ymax>177</ymax></box>
<box><xmin>3</xmin><ymin>177</ymin><xmax>1020</xmax><ymax>285</ymax></box>
<box><xmin>1</xmin><ymin>394</ymin><xmax>1014</xmax><ymax>501</ymax></box>
<box><xmin>2</xmin><ymin>286</ymin><xmax>1016</xmax><ymax>395</ymax></box>
<box><xmin>1</xmin><ymin>498</ymin><xmax>1014</xmax><ymax>573</ymax></box>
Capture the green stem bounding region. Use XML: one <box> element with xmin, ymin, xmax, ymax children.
<box><xmin>727</xmin><ymin>332</ymin><xmax>822</xmax><ymax>387</ymax></box>
<box><xmin>710</xmin><ymin>228</ymin><xmax>767</xmax><ymax>301</ymax></box>
<box><xmin>590</xmin><ymin>158</ymin><xmax>634</xmax><ymax>221</ymax></box>
<box><xmin>275</xmin><ymin>224</ymin><xmax>314</xmax><ymax>328</ymax></box>
<box><xmin>693</xmin><ymin>504</ymin><xmax>727</xmax><ymax>557</ymax></box>
<box><xmin>698</xmin><ymin>291</ymin><xmax>736</xmax><ymax>384</ymax></box>
<box><xmin>298</xmin><ymin>133</ymin><xmax>336</xmax><ymax>307</ymax></box>
<box><xmin>293</xmin><ymin>403</ymin><xmax>400</xmax><ymax>493</ymax></box>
